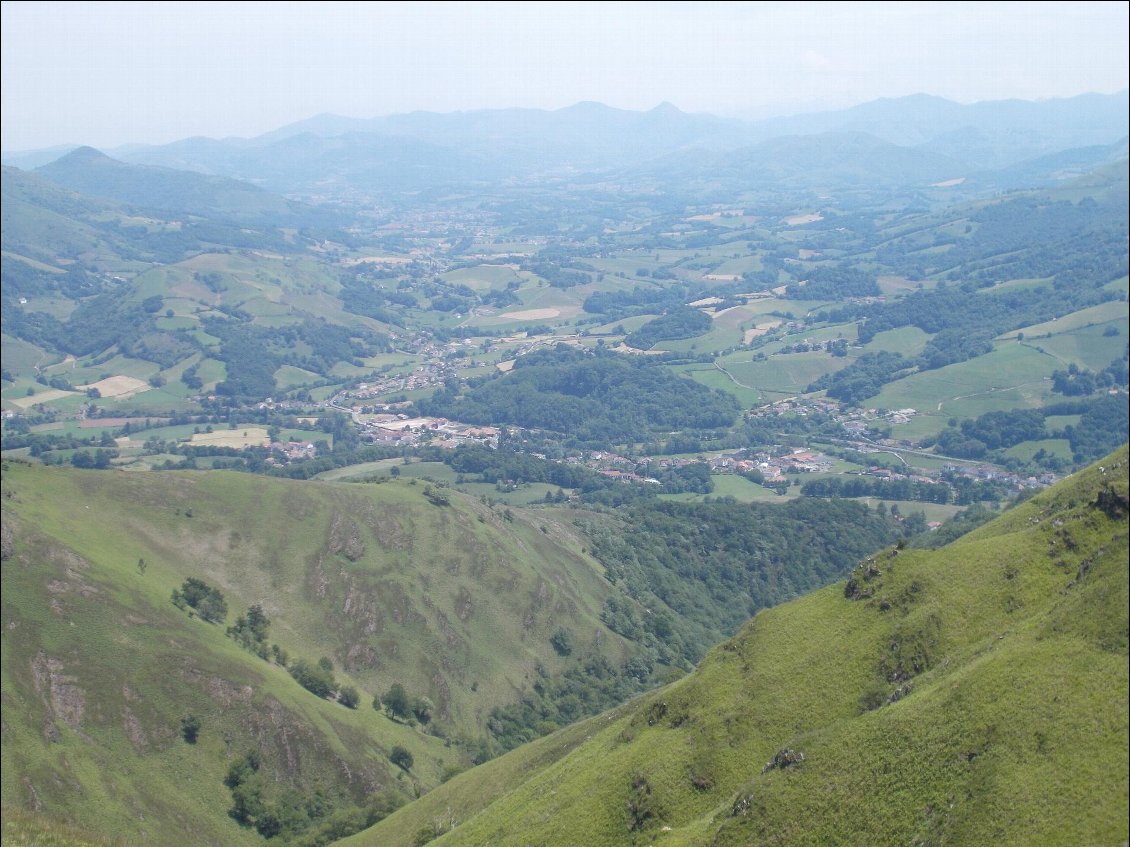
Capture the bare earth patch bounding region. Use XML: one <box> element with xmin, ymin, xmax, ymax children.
<box><xmin>744</xmin><ymin>320</ymin><xmax>783</xmax><ymax>344</ymax></box>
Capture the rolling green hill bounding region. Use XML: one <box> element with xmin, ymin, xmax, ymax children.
<box><xmin>353</xmin><ymin>446</ymin><xmax>1129</xmax><ymax>847</ymax></box>
<box><xmin>0</xmin><ymin>463</ymin><xmax>666</xmax><ymax>845</ymax></box>
<box><xmin>35</xmin><ymin>147</ymin><xmax>334</xmax><ymax>228</ymax></box>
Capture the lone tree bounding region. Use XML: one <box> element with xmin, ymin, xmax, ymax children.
<box><xmin>390</xmin><ymin>745</ymin><xmax>414</xmax><ymax>771</ymax></box>
<box><xmin>384</xmin><ymin>683</ymin><xmax>411</xmax><ymax>720</ymax></box>
<box><xmin>338</xmin><ymin>685</ymin><xmax>360</xmax><ymax>709</ymax></box>
<box><xmin>180</xmin><ymin>714</ymin><xmax>201</xmax><ymax>743</ymax></box>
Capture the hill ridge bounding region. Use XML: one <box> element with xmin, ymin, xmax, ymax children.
<box><xmin>353</xmin><ymin>446</ymin><xmax>1129</xmax><ymax>847</ymax></box>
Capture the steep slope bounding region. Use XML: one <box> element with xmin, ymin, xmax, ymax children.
<box><xmin>0</xmin><ymin>464</ymin><xmax>653</xmax><ymax>845</ymax></box>
<box><xmin>355</xmin><ymin>446</ymin><xmax>1129</xmax><ymax>847</ymax></box>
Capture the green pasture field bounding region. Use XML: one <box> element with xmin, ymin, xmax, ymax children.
<box><xmin>250</xmin><ymin>313</ymin><xmax>303</xmax><ymax>328</ymax></box>
<box><xmin>314</xmin><ymin>458</ymin><xmax>403</xmax><ymax>481</ymax></box>
<box><xmin>707</xmin><ymin>473</ymin><xmax>788</xmax><ymax>502</ymax></box>
<box><xmin>274</xmin><ymin>364</ymin><xmax>322</xmax><ymax>390</ymax></box>
<box><xmin>999</xmin><ymin>300</ymin><xmax>1128</xmax><ymax>340</ymax></box>
<box><xmin>194</xmin><ymin>358</ymin><xmax>226</xmax><ymax>390</ymax></box>
<box><xmin>334</xmin><ymin>463</ymin><xmax>571</xmax><ymax>508</ymax></box>
<box><xmin>237</xmin><ymin>297</ymin><xmax>292</xmax><ymax>318</ymax></box>
<box><xmin>1044</xmin><ymin>414</ymin><xmax>1082</xmax><ymax>430</ymax></box>
<box><xmin>156</xmin><ymin>351</ymin><xmax>201</xmax><ymax>385</ymax></box>
<box><xmin>1003</xmin><ymin>438</ymin><xmax>1075</xmax><ymax>462</ymax></box>
<box><xmin>442</xmin><ymin>264</ymin><xmax>526</xmax><ymax>291</ymax></box>
<box><xmin>718</xmin><ymin>351</ymin><xmax>858</xmax><ymax>397</ymax></box>
<box><xmin>360</xmin><ymin>352</ymin><xmax>421</xmax><ymax>370</ymax></box>
<box><xmin>668</xmin><ymin>362</ymin><xmax>762</xmax><ymax>406</ymax></box>
<box><xmin>454</xmin><ymin>481</ymin><xmax>568</xmax><ymax>506</ymax></box>
<box><xmin>513</xmin><ymin>283</ymin><xmax>586</xmax><ymax>314</ymax></box>
<box><xmin>1025</xmin><ymin>323</ymin><xmax>1127</xmax><ymax>371</ymax></box>
<box><xmin>328</xmin><ymin>361</ymin><xmax>370</xmax><ymax>379</ymax></box>
<box><xmin>1</xmin><ymin>249</ymin><xmax>66</xmax><ymax>273</ymax></box>
<box><xmin>855</xmin><ymin>497</ymin><xmax>964</xmax><ymax>523</ymax></box>
<box><xmin>42</xmin><ymin>353</ymin><xmax>156</xmax><ymax>385</ymax></box>
<box><xmin>707</xmin><ymin>256</ymin><xmax>763</xmax><ymax>276</ymax></box>
<box><xmin>92</xmin><ymin>383</ymin><xmax>195</xmax><ymax>414</ymax></box>
<box><xmin>862</xmin><ymin>325</ymin><xmax>931</xmax><ymax>357</ymax></box>
<box><xmin>1</xmin><ymin>334</ymin><xmax>52</xmax><ymax>376</ymax></box>
<box><xmin>110</xmin><ymin>422</ymin><xmax>205</xmax><ymax>442</ymax></box>
<box><xmin>153</xmin><ymin>315</ymin><xmax>197</xmax><ymax>331</ymax></box>
<box><xmin>574</xmin><ymin>257</ymin><xmax>664</xmax><ymax>278</ymax></box>
<box><xmin>876</xmin><ymin>276</ymin><xmax>938</xmax><ymax>295</ymax></box>
<box><xmin>978</xmin><ymin>277</ymin><xmax>1053</xmax><ymax>295</ymax></box>
<box><xmin>872</xmin><ymin>343</ymin><xmax>1059</xmax><ymax>440</ymax></box>
<box><xmin>22</xmin><ymin>295</ymin><xmax>76</xmax><ymax>320</ymax></box>
<box><xmin>587</xmin><ymin>314</ymin><xmax>653</xmax><ymax>334</ymax></box>
<box><xmin>654</xmin><ymin>322</ymin><xmax>744</xmax><ymax>355</ymax></box>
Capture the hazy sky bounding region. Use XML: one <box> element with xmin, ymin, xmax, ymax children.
<box><xmin>2</xmin><ymin>1</ymin><xmax>1127</xmax><ymax>151</ymax></box>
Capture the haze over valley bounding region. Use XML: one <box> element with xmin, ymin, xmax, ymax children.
<box><xmin>2</xmin><ymin>3</ymin><xmax>1127</xmax><ymax>846</ymax></box>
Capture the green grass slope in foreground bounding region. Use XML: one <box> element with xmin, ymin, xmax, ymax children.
<box><xmin>355</xmin><ymin>446</ymin><xmax>1129</xmax><ymax>847</ymax></box>
<box><xmin>0</xmin><ymin>465</ymin><xmax>643</xmax><ymax>845</ymax></box>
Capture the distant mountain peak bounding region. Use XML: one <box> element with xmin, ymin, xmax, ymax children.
<box><xmin>58</xmin><ymin>145</ymin><xmax>113</xmax><ymax>163</ymax></box>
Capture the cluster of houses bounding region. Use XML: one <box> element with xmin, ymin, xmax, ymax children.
<box><xmin>346</xmin><ymin>362</ymin><xmax>454</xmax><ymax>403</ymax></box>
<box><xmin>560</xmin><ymin>447</ymin><xmax>835</xmax><ymax>486</ymax></box>
<box><xmin>265</xmin><ymin>441</ymin><xmax>318</xmax><ymax>463</ymax></box>
<box><xmin>358</xmin><ymin>415</ymin><xmax>501</xmax><ymax>449</ymax></box>
<box><xmin>941</xmin><ymin>462</ymin><xmax>1058</xmax><ymax>491</ymax></box>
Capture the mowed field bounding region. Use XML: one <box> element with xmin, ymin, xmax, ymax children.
<box><xmin>189</xmin><ymin>426</ymin><xmax>271</xmax><ymax>448</ymax></box>
<box><xmin>79</xmin><ymin>375</ymin><xmax>151</xmax><ymax>398</ymax></box>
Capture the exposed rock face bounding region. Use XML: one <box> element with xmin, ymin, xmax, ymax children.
<box><xmin>30</xmin><ymin>653</ymin><xmax>86</xmax><ymax>740</ymax></box>
<box><xmin>1094</xmin><ymin>481</ymin><xmax>1129</xmax><ymax>520</ymax></box>
<box><xmin>328</xmin><ymin>514</ymin><xmax>365</xmax><ymax>561</ymax></box>
<box><xmin>761</xmin><ymin>747</ymin><xmax>805</xmax><ymax>773</ymax></box>
<box><xmin>0</xmin><ymin>518</ymin><xmax>13</xmax><ymax>561</ymax></box>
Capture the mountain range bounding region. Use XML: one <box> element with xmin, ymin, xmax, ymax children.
<box><xmin>5</xmin><ymin>92</ymin><xmax>1127</xmax><ymax>201</ymax></box>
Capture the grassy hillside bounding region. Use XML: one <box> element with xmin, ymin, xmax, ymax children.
<box><xmin>355</xmin><ymin>446</ymin><xmax>1129</xmax><ymax>847</ymax></box>
<box><xmin>0</xmin><ymin>463</ymin><xmax>655</xmax><ymax>845</ymax></box>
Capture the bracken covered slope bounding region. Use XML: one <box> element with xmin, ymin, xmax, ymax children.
<box><xmin>0</xmin><ymin>464</ymin><xmax>644</xmax><ymax>845</ymax></box>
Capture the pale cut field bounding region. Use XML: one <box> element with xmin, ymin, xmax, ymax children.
<box><xmin>499</xmin><ymin>308</ymin><xmax>560</xmax><ymax>321</ymax></box>
<box><xmin>189</xmin><ymin>426</ymin><xmax>270</xmax><ymax>448</ymax></box>
<box><xmin>11</xmin><ymin>388</ymin><xmax>76</xmax><ymax>408</ymax></box>
<box><xmin>79</xmin><ymin>375</ymin><xmax>151</xmax><ymax>399</ymax></box>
